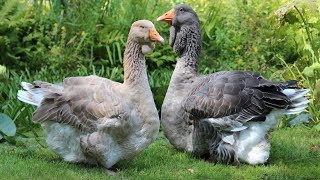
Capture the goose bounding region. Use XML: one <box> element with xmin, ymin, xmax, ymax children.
<box><xmin>157</xmin><ymin>4</ymin><xmax>309</xmax><ymax>165</ymax></box>
<box><xmin>17</xmin><ymin>20</ymin><xmax>164</xmax><ymax>174</ymax></box>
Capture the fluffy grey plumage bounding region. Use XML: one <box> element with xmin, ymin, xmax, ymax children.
<box><xmin>158</xmin><ymin>4</ymin><xmax>309</xmax><ymax>165</ymax></box>
<box><xmin>17</xmin><ymin>20</ymin><xmax>163</xmax><ymax>172</ymax></box>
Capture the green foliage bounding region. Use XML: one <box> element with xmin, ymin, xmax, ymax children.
<box><xmin>274</xmin><ymin>0</ymin><xmax>320</xmax><ymax>126</ymax></box>
<box><xmin>0</xmin><ymin>0</ymin><xmax>176</xmax><ymax>71</ymax></box>
<box><xmin>0</xmin><ymin>0</ymin><xmax>38</xmax><ymax>69</ymax></box>
<box><xmin>149</xmin><ymin>68</ymin><xmax>172</xmax><ymax>110</ymax></box>
<box><xmin>185</xmin><ymin>0</ymin><xmax>286</xmax><ymax>74</ymax></box>
<box><xmin>0</xmin><ymin>113</ymin><xmax>16</xmax><ymax>140</ymax></box>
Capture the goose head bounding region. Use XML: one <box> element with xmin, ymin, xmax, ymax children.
<box><xmin>128</xmin><ymin>20</ymin><xmax>164</xmax><ymax>54</ymax></box>
<box><xmin>157</xmin><ymin>4</ymin><xmax>199</xmax><ymax>27</ymax></box>
<box><xmin>157</xmin><ymin>4</ymin><xmax>201</xmax><ymax>54</ymax></box>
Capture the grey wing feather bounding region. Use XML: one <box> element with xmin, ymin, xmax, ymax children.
<box><xmin>33</xmin><ymin>75</ymin><xmax>126</xmax><ymax>132</ymax></box>
<box><xmin>183</xmin><ymin>71</ymin><xmax>294</xmax><ymax>123</ymax></box>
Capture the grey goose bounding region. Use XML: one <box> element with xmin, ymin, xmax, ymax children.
<box><xmin>17</xmin><ymin>20</ymin><xmax>164</xmax><ymax>174</ymax></box>
<box><xmin>158</xmin><ymin>4</ymin><xmax>309</xmax><ymax>165</ymax></box>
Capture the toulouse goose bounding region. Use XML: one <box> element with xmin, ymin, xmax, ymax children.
<box><xmin>17</xmin><ymin>20</ymin><xmax>163</xmax><ymax>173</ymax></box>
<box><xmin>158</xmin><ymin>4</ymin><xmax>309</xmax><ymax>165</ymax></box>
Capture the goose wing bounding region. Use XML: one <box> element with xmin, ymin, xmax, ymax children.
<box><xmin>183</xmin><ymin>71</ymin><xmax>293</xmax><ymax>123</ymax></box>
<box><xmin>32</xmin><ymin>75</ymin><xmax>128</xmax><ymax>132</ymax></box>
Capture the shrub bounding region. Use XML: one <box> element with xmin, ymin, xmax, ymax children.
<box><xmin>0</xmin><ymin>0</ymin><xmax>177</xmax><ymax>72</ymax></box>
<box><xmin>274</xmin><ymin>0</ymin><xmax>320</xmax><ymax>127</ymax></box>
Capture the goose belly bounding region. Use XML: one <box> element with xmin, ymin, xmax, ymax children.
<box><xmin>236</xmin><ymin>123</ymin><xmax>270</xmax><ymax>165</ymax></box>
<box><xmin>236</xmin><ymin>110</ymin><xmax>284</xmax><ymax>164</ymax></box>
<box><xmin>43</xmin><ymin>122</ymin><xmax>93</xmax><ymax>164</ymax></box>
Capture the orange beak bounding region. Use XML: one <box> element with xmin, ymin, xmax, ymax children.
<box><xmin>149</xmin><ymin>28</ymin><xmax>164</xmax><ymax>43</ymax></box>
<box><xmin>157</xmin><ymin>9</ymin><xmax>174</xmax><ymax>25</ymax></box>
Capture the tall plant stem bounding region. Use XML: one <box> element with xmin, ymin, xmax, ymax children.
<box><xmin>294</xmin><ymin>5</ymin><xmax>318</xmax><ymax>62</ymax></box>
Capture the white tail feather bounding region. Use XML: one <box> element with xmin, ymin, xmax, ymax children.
<box><xmin>17</xmin><ymin>90</ymin><xmax>38</xmax><ymax>106</ymax></box>
<box><xmin>283</xmin><ymin>89</ymin><xmax>310</xmax><ymax>100</ymax></box>
<box><xmin>282</xmin><ymin>88</ymin><xmax>310</xmax><ymax>115</ymax></box>
<box><xmin>286</xmin><ymin>105</ymin><xmax>308</xmax><ymax>114</ymax></box>
<box><xmin>290</xmin><ymin>98</ymin><xmax>309</xmax><ymax>107</ymax></box>
<box><xmin>17</xmin><ymin>82</ymin><xmax>47</xmax><ymax>107</ymax></box>
<box><xmin>20</xmin><ymin>82</ymin><xmax>33</xmax><ymax>91</ymax></box>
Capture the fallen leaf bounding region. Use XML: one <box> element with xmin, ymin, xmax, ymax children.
<box><xmin>310</xmin><ymin>144</ymin><xmax>319</xmax><ymax>152</ymax></box>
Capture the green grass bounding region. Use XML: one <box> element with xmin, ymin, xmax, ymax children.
<box><xmin>0</xmin><ymin>127</ymin><xmax>319</xmax><ymax>179</ymax></box>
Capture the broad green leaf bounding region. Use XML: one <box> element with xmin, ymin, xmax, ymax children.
<box><xmin>289</xmin><ymin>113</ymin><xmax>311</xmax><ymax>126</ymax></box>
<box><xmin>302</xmin><ymin>62</ymin><xmax>320</xmax><ymax>77</ymax></box>
<box><xmin>302</xmin><ymin>66</ymin><xmax>314</xmax><ymax>77</ymax></box>
<box><xmin>0</xmin><ymin>113</ymin><xmax>16</xmax><ymax>140</ymax></box>
<box><xmin>310</xmin><ymin>62</ymin><xmax>320</xmax><ymax>69</ymax></box>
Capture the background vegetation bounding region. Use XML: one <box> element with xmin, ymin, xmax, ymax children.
<box><xmin>0</xmin><ymin>0</ymin><xmax>319</xmax><ymax>178</ymax></box>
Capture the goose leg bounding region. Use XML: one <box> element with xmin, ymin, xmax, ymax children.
<box><xmin>80</xmin><ymin>133</ymin><xmax>110</xmax><ymax>165</ymax></box>
<box><xmin>207</xmin><ymin>130</ymin><xmax>239</xmax><ymax>165</ymax></box>
<box><xmin>209</xmin><ymin>141</ymin><xmax>240</xmax><ymax>165</ymax></box>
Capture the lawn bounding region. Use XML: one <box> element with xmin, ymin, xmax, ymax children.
<box><xmin>0</xmin><ymin>127</ymin><xmax>319</xmax><ymax>179</ymax></box>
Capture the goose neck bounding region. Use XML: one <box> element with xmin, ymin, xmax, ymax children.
<box><xmin>175</xmin><ymin>24</ymin><xmax>201</xmax><ymax>74</ymax></box>
<box><xmin>123</xmin><ymin>40</ymin><xmax>148</xmax><ymax>87</ymax></box>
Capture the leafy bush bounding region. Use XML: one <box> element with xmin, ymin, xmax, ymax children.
<box><xmin>274</xmin><ymin>0</ymin><xmax>320</xmax><ymax>127</ymax></box>
<box><xmin>0</xmin><ymin>0</ymin><xmax>177</xmax><ymax>72</ymax></box>
<box><xmin>0</xmin><ymin>0</ymin><xmax>42</xmax><ymax>69</ymax></box>
<box><xmin>149</xmin><ymin>68</ymin><xmax>172</xmax><ymax>110</ymax></box>
<box><xmin>184</xmin><ymin>0</ymin><xmax>289</xmax><ymax>75</ymax></box>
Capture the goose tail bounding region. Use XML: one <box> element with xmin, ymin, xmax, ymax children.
<box><xmin>282</xmin><ymin>88</ymin><xmax>310</xmax><ymax>114</ymax></box>
<box><xmin>17</xmin><ymin>82</ymin><xmax>48</xmax><ymax>107</ymax></box>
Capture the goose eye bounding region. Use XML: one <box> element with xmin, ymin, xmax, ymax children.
<box><xmin>140</xmin><ymin>26</ymin><xmax>146</xmax><ymax>29</ymax></box>
<box><xmin>179</xmin><ymin>8</ymin><xmax>184</xmax><ymax>12</ymax></box>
